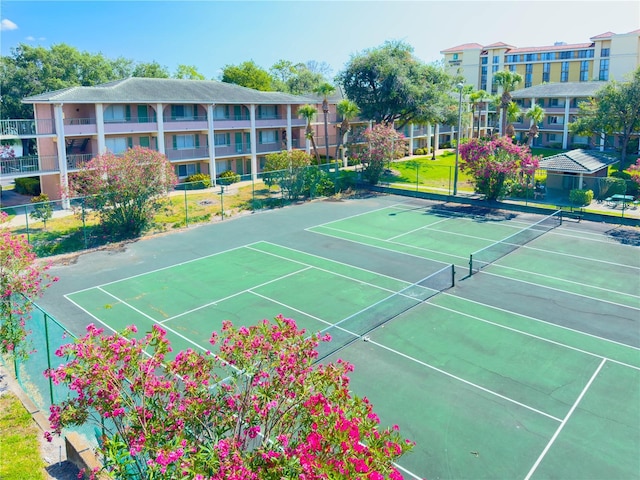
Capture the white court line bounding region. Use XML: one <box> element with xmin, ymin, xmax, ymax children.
<box><xmin>160</xmin><ymin>266</ymin><xmax>314</xmax><ymax>323</ymax></box>
<box><xmin>367</xmin><ymin>339</ymin><xmax>562</xmax><ymax>422</ymax></box>
<box><xmin>431</xmin><ymin>299</ymin><xmax>640</xmax><ymax>371</ymax></box>
<box><xmin>309</xmin><ymin>200</ymin><xmax>423</xmax><ymax>229</ymax></box>
<box><xmin>386</xmin><ymin>216</ymin><xmax>454</xmax><ymax>241</ymax></box>
<box><xmin>507</xmin><ymin>243</ymin><xmax>640</xmax><ymax>270</ymax></box>
<box><xmin>549</xmin><ymin>226</ymin><xmax>640</xmax><ymax>247</ymax></box>
<box><xmin>66</xmin><ymin>243</ymin><xmax>255</xmax><ymax>296</ymax></box>
<box><xmin>485</xmin><ymin>263</ymin><xmax>640</xmax><ymax>304</ymax></box>
<box><xmin>309</xmin><ymin>225</ymin><xmax>468</xmax><ymax>262</ymax></box>
<box><xmin>524</xmin><ymin>358</ymin><xmax>607</xmax><ymax>480</ymax></box>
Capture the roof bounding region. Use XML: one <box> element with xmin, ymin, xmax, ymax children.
<box><xmin>440</xmin><ymin>43</ymin><xmax>483</xmax><ymax>53</ymax></box>
<box><xmin>511</xmin><ymin>82</ymin><xmax>606</xmax><ymax>99</ymax></box>
<box><xmin>484</xmin><ymin>42</ymin><xmax>515</xmax><ymax>49</ymax></box>
<box><xmin>538</xmin><ymin>149</ymin><xmax>618</xmax><ymax>173</ymax></box>
<box><xmin>22</xmin><ymin>77</ymin><xmax>313</xmax><ymax>105</ymax></box>
<box><xmin>590</xmin><ymin>31</ymin><xmax>616</xmax><ymax>40</ymax></box>
<box><xmin>508</xmin><ymin>42</ymin><xmax>593</xmax><ymax>54</ymax></box>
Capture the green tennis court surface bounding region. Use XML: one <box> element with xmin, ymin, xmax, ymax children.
<box><xmin>62</xmin><ymin>197</ymin><xmax>640</xmax><ymax>479</ymax></box>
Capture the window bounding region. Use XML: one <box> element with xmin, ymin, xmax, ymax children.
<box><xmin>559</xmin><ymin>51</ymin><xmax>574</xmax><ymax>59</ymax></box>
<box><xmin>170</xmin><ymin>105</ymin><xmax>195</xmax><ymax>120</ymax></box>
<box><xmin>259</xmin><ymin>130</ymin><xmax>278</xmax><ymax>144</ymax></box>
<box><xmin>258</xmin><ymin>105</ymin><xmax>278</xmax><ymax>119</ymax></box>
<box><xmin>492</xmin><ymin>64</ymin><xmax>499</xmax><ymax>73</ymax></box>
<box><xmin>560</xmin><ymin>62</ymin><xmax>569</xmax><ymax>82</ymax></box>
<box><xmin>541</xmin><ymin>52</ymin><xmax>555</xmax><ymax>61</ymax></box>
<box><xmin>453</xmin><ymin>53</ymin><xmax>459</xmax><ymax>60</ymax></box>
<box><xmin>493</xmin><ymin>55</ymin><xmax>499</xmax><ymax>64</ymax></box>
<box><xmin>177</xmin><ymin>164</ymin><xmax>197</xmax><ymax>177</ymax></box>
<box><xmin>105</xmin><ymin>137</ymin><xmax>129</xmax><ymax>154</ymax></box>
<box><xmin>139</xmin><ymin>136</ymin><xmax>150</xmax><ymax>148</ymax></box>
<box><xmin>173</xmin><ymin>134</ymin><xmax>199</xmax><ymax>150</ymax></box>
<box><xmin>599</xmin><ymin>59</ymin><xmax>609</xmax><ymax>80</ymax></box>
<box><xmin>547</xmin><ymin>116</ymin><xmax>564</xmax><ymax>125</ymax></box>
<box><xmin>213</xmin><ymin>105</ymin><xmax>229</xmax><ymax>120</ymax></box>
<box><xmin>601</xmin><ymin>47</ymin><xmax>610</xmax><ymax>57</ymax></box>
<box><xmin>580</xmin><ymin>61</ymin><xmax>589</xmax><ymax>81</ymax></box>
<box><xmin>549</xmin><ymin>98</ymin><xmax>559</xmax><ymax>107</ymax></box>
<box><xmin>547</xmin><ymin>133</ymin><xmax>557</xmax><ymax>142</ymax></box>
<box><xmin>214</xmin><ymin>133</ymin><xmax>230</xmax><ymax>146</ymax></box>
<box><xmin>481</xmin><ymin>57</ymin><xmax>488</xmax><ymax>65</ymax></box>
<box><xmin>104</xmin><ymin>105</ymin><xmax>130</xmax><ymax>123</ymax></box>
<box><xmin>542</xmin><ymin>62</ymin><xmax>550</xmax><ymax>83</ymax></box>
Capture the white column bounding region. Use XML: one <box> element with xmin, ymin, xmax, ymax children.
<box><xmin>54</xmin><ymin>104</ymin><xmax>70</xmax><ymax>209</ymax></box>
<box><xmin>286</xmin><ymin>105</ymin><xmax>292</xmax><ymax>151</ymax></box>
<box><xmin>433</xmin><ymin>124</ymin><xmax>440</xmax><ymax>152</ymax></box>
<box><xmin>95</xmin><ymin>103</ymin><xmax>105</xmax><ymax>154</ymax></box>
<box><xmin>426</xmin><ymin>124</ymin><xmax>432</xmax><ymax>152</ymax></box>
<box><xmin>249</xmin><ymin>104</ymin><xmax>257</xmax><ymax>180</ymax></box>
<box><xmin>156</xmin><ymin>103</ymin><xmax>165</xmax><ymax>155</ymax></box>
<box><xmin>207</xmin><ymin>104</ymin><xmax>217</xmax><ymax>186</ymax></box>
<box><xmin>599</xmin><ymin>132</ymin><xmax>605</xmax><ymax>152</ymax></box>
<box><xmin>409</xmin><ymin>124</ymin><xmax>415</xmax><ymax>155</ymax></box>
<box><xmin>578</xmin><ymin>173</ymin><xmax>584</xmax><ymax>189</ymax></box>
<box><xmin>562</xmin><ymin>98</ymin><xmax>570</xmax><ymax>149</ymax></box>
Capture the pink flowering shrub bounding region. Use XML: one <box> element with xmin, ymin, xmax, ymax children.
<box><xmin>628</xmin><ymin>158</ymin><xmax>640</xmax><ymax>186</ymax></box>
<box><xmin>459</xmin><ymin>136</ymin><xmax>540</xmax><ymax>200</ymax></box>
<box><xmin>351</xmin><ymin>124</ymin><xmax>408</xmax><ymax>185</ymax></box>
<box><xmin>0</xmin><ymin>211</ymin><xmax>58</xmax><ymax>358</ymax></box>
<box><xmin>46</xmin><ymin>316</ymin><xmax>413</xmax><ymax>479</ymax></box>
<box><xmin>68</xmin><ymin>147</ymin><xmax>177</xmax><ymax>238</ymax></box>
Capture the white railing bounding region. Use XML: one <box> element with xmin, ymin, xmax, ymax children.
<box><xmin>0</xmin><ymin>119</ymin><xmax>55</xmax><ymax>136</ymax></box>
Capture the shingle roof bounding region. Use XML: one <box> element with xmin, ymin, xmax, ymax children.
<box><xmin>484</xmin><ymin>42</ymin><xmax>515</xmax><ymax>49</ymax></box>
<box><xmin>538</xmin><ymin>149</ymin><xmax>618</xmax><ymax>173</ymax></box>
<box><xmin>22</xmin><ymin>77</ymin><xmax>312</xmax><ymax>105</ymax></box>
<box><xmin>508</xmin><ymin>42</ymin><xmax>593</xmax><ymax>53</ymax></box>
<box><xmin>440</xmin><ymin>43</ymin><xmax>483</xmax><ymax>53</ymax></box>
<box><xmin>511</xmin><ymin>82</ymin><xmax>606</xmax><ymax>99</ymax></box>
<box><xmin>590</xmin><ymin>31</ymin><xmax>616</xmax><ymax>40</ymax></box>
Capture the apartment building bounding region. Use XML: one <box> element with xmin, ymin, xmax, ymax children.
<box><xmin>441</xmin><ymin>30</ymin><xmax>640</xmax><ymax>93</ymax></box>
<box><xmin>0</xmin><ymin>77</ymin><xmax>333</xmax><ymax>200</ymax></box>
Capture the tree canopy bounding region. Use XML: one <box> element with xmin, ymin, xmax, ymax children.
<box><xmin>220</xmin><ymin>60</ymin><xmax>274</xmax><ymax>91</ymax></box>
<box><xmin>570</xmin><ymin>66</ymin><xmax>640</xmax><ymax>164</ymax></box>
<box><xmin>337</xmin><ymin>41</ymin><xmax>455</xmax><ymax>128</ymax></box>
<box><xmin>269</xmin><ymin>60</ymin><xmax>329</xmax><ymax>94</ymax></box>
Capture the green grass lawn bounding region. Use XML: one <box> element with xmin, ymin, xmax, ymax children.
<box><xmin>0</xmin><ymin>393</ymin><xmax>45</xmax><ymax>480</ymax></box>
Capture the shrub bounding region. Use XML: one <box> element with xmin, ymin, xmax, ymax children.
<box><xmin>14</xmin><ymin>177</ymin><xmax>40</xmax><ymax>196</ymax></box>
<box><xmin>548</xmin><ymin>142</ymin><xmax>563</xmax><ymax>149</ymax></box>
<box><xmin>596</xmin><ymin>177</ymin><xmax>626</xmax><ymax>199</ymax></box>
<box><xmin>569</xmin><ymin>189</ymin><xmax>594</xmax><ymax>206</ymax></box>
<box><xmin>182</xmin><ymin>173</ymin><xmax>211</xmax><ymax>190</ymax></box>
<box><xmin>414</xmin><ymin>148</ymin><xmax>425</xmax><ymax>155</ymax></box>
<box><xmin>218</xmin><ymin>170</ymin><xmax>240</xmax><ymax>185</ymax></box>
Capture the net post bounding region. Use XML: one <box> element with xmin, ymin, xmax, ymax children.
<box><xmin>469</xmin><ymin>254</ymin><xmax>473</xmax><ymax>277</ymax></box>
<box><xmin>558</xmin><ymin>210</ymin><xmax>563</xmax><ymax>225</ymax></box>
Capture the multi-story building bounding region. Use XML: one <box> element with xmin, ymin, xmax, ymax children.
<box><xmin>0</xmin><ymin>79</ymin><xmax>436</xmax><ymax>201</ymax></box>
<box><xmin>441</xmin><ymin>30</ymin><xmax>640</xmax><ymax>92</ymax></box>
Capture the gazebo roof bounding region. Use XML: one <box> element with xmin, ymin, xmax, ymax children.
<box><xmin>538</xmin><ymin>149</ymin><xmax>618</xmax><ymax>174</ymax></box>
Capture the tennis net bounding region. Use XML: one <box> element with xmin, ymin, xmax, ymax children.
<box><xmin>469</xmin><ymin>210</ymin><xmax>562</xmax><ymax>275</ymax></box>
<box><xmin>315</xmin><ymin>264</ymin><xmax>455</xmax><ymax>361</ymax></box>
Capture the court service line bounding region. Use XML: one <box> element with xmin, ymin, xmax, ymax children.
<box><xmin>513</xmin><ymin>244</ymin><xmax>640</xmax><ymax>270</ymax></box>
<box><xmin>431</xmin><ymin>300</ymin><xmax>640</xmax><ymax>371</ymax></box>
<box><xmin>486</xmin><ymin>263</ymin><xmax>640</xmax><ymax>304</ymax></box>
<box><xmin>161</xmin><ymin>266</ymin><xmax>314</xmax><ymax>323</ymax></box>
<box><xmin>65</xmin><ymin>243</ymin><xmax>252</xmax><ymax>296</ymax></box>
<box><xmin>367</xmin><ymin>339</ymin><xmax>562</xmax><ymax>422</ymax></box>
<box><xmin>245</xmin><ymin>244</ymin><xmax>416</xmax><ymax>295</ymax></box>
<box><xmin>524</xmin><ymin>358</ymin><xmax>607</xmax><ymax>480</ymax></box>
<box><xmin>309</xmin><ymin>226</ymin><xmax>468</xmax><ymax>262</ymax></box>
<box><xmin>547</xmin><ymin>227</ymin><xmax>640</xmax><ymax>247</ymax></box>
<box><xmin>65</xmin><ymin>293</ymin><xmax>208</xmax><ymax>353</ymax></box>
<box><xmin>386</xmin><ymin>216</ymin><xmax>454</xmax><ymax>241</ymax></box>
<box><xmin>309</xmin><ymin>201</ymin><xmax>424</xmax><ymax>230</ymax></box>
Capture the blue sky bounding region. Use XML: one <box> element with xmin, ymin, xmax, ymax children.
<box><xmin>1</xmin><ymin>0</ymin><xmax>639</xmax><ymax>80</ymax></box>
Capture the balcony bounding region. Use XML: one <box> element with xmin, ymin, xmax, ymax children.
<box><xmin>0</xmin><ymin>119</ymin><xmax>55</xmax><ymax>137</ymax></box>
<box><xmin>64</xmin><ymin>118</ymin><xmax>98</xmax><ymax>135</ymax></box>
<box><xmin>163</xmin><ymin>115</ymin><xmax>208</xmax><ymax>132</ymax></box>
<box><xmin>0</xmin><ymin>155</ymin><xmax>60</xmax><ymax>178</ymax></box>
<box><xmin>67</xmin><ymin>153</ymin><xmax>94</xmax><ymax>170</ymax></box>
<box><xmin>165</xmin><ymin>147</ymin><xmax>209</xmax><ymax>162</ymax></box>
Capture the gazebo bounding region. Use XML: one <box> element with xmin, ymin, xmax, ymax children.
<box><xmin>537</xmin><ymin>149</ymin><xmax>618</xmax><ymax>199</ymax></box>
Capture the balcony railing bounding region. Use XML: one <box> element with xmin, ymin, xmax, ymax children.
<box><xmin>0</xmin><ymin>155</ymin><xmax>59</xmax><ymax>177</ymax></box>
<box><xmin>67</xmin><ymin>153</ymin><xmax>94</xmax><ymax>170</ymax></box>
<box><xmin>0</xmin><ymin>119</ymin><xmax>55</xmax><ymax>136</ymax></box>
<box><xmin>165</xmin><ymin>147</ymin><xmax>210</xmax><ymax>161</ymax></box>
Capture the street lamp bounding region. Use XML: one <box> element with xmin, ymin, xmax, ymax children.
<box><xmin>453</xmin><ymin>82</ymin><xmax>464</xmax><ymax>196</ymax></box>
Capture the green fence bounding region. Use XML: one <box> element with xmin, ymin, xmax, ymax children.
<box><xmin>1</xmin><ymin>296</ymin><xmax>98</xmax><ymax>447</ymax></box>
<box><xmin>1</xmin><ymin>163</ymin><xmax>352</xmax><ymax>258</ymax></box>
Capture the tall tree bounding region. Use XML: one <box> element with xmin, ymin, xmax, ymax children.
<box><xmin>570</xmin><ymin>66</ymin><xmax>640</xmax><ymax>164</ymax></box>
<box><xmin>337</xmin><ymin>41</ymin><xmax>454</xmax><ymax>129</ymax></box>
<box><xmin>1</xmin><ymin>43</ymin><xmax>129</xmax><ymax>119</ymax></box>
<box><xmin>525</xmin><ymin>103</ymin><xmax>546</xmax><ymax>146</ymax></box>
<box><xmin>505</xmin><ymin>101</ymin><xmax>522</xmax><ymax>138</ymax></box>
<box><xmin>314</xmin><ymin>82</ymin><xmax>336</xmax><ymax>163</ymax></box>
<box><xmin>221</xmin><ymin>61</ymin><xmax>273</xmax><ymax>91</ymax></box>
<box><xmin>493</xmin><ymin>70</ymin><xmax>523</xmax><ymax>136</ymax></box>
<box><xmin>335</xmin><ymin>99</ymin><xmax>360</xmax><ymax>162</ymax></box>
<box><xmin>353</xmin><ymin>123</ymin><xmax>408</xmax><ymax>185</ymax></box>
<box><xmin>174</xmin><ymin>64</ymin><xmax>205</xmax><ymax>80</ymax></box>
<box><xmin>132</xmin><ymin>61</ymin><xmax>170</xmax><ymax>78</ymax></box>
<box><xmin>469</xmin><ymin>89</ymin><xmax>490</xmax><ymax>138</ymax></box>
<box><xmin>298</xmin><ymin>105</ymin><xmax>321</xmax><ymax>163</ymax></box>
<box><xmin>269</xmin><ymin>60</ymin><xmax>326</xmax><ymax>94</ymax></box>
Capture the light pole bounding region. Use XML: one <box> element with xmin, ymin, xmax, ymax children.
<box><xmin>453</xmin><ymin>82</ymin><xmax>464</xmax><ymax>196</ymax></box>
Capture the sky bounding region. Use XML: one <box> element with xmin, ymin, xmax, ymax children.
<box><xmin>1</xmin><ymin>0</ymin><xmax>639</xmax><ymax>81</ymax></box>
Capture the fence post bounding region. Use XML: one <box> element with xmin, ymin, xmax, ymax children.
<box><xmin>24</xmin><ymin>205</ymin><xmax>30</xmax><ymax>244</ymax></box>
<box><xmin>183</xmin><ymin>187</ymin><xmax>188</xmax><ymax>227</ymax></box>
<box><xmin>81</xmin><ymin>198</ymin><xmax>88</xmax><ymax>250</ymax></box>
<box><xmin>43</xmin><ymin>313</ymin><xmax>55</xmax><ymax>406</ymax></box>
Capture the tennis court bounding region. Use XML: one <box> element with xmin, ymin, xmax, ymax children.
<box><xmin>54</xmin><ymin>195</ymin><xmax>639</xmax><ymax>479</ymax></box>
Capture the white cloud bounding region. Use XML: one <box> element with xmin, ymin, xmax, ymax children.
<box><xmin>26</xmin><ymin>36</ymin><xmax>35</xmax><ymax>41</ymax></box>
<box><xmin>1</xmin><ymin>19</ymin><xmax>18</xmax><ymax>31</ymax></box>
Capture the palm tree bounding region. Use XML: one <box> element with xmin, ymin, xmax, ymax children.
<box><xmin>493</xmin><ymin>71</ymin><xmax>523</xmax><ymax>136</ymax></box>
<box><xmin>525</xmin><ymin>103</ymin><xmax>545</xmax><ymax>146</ymax></box>
<box><xmin>469</xmin><ymin>89</ymin><xmax>489</xmax><ymax>138</ymax></box>
<box><xmin>298</xmin><ymin>104</ymin><xmax>321</xmax><ymax>164</ymax></box>
<box><xmin>314</xmin><ymin>83</ymin><xmax>336</xmax><ymax>163</ymax></box>
<box><xmin>335</xmin><ymin>99</ymin><xmax>360</xmax><ymax>165</ymax></box>
<box><xmin>505</xmin><ymin>101</ymin><xmax>522</xmax><ymax>138</ymax></box>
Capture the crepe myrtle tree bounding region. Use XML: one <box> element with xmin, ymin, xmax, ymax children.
<box><xmin>0</xmin><ymin>211</ymin><xmax>58</xmax><ymax>359</ymax></box>
<box><xmin>459</xmin><ymin>136</ymin><xmax>539</xmax><ymax>200</ymax></box>
<box><xmin>46</xmin><ymin>316</ymin><xmax>414</xmax><ymax>479</ymax></box>
<box><xmin>67</xmin><ymin>147</ymin><xmax>177</xmax><ymax>239</ymax></box>
<box><xmin>352</xmin><ymin>123</ymin><xmax>409</xmax><ymax>185</ymax></box>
